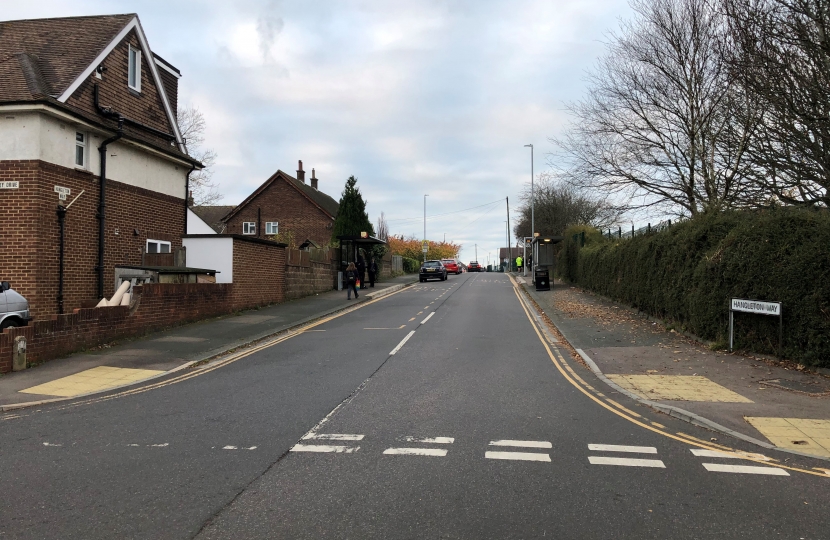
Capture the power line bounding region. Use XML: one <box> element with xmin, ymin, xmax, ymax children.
<box><xmin>386</xmin><ymin>198</ymin><xmax>504</xmax><ymax>223</ymax></box>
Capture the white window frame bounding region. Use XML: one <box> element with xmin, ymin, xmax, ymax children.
<box><xmin>146</xmin><ymin>239</ymin><xmax>171</xmax><ymax>254</ymax></box>
<box><xmin>128</xmin><ymin>44</ymin><xmax>142</xmax><ymax>92</ymax></box>
<box><xmin>75</xmin><ymin>131</ymin><xmax>87</xmax><ymax>168</ymax></box>
<box><xmin>265</xmin><ymin>222</ymin><xmax>279</xmax><ymax>235</ymax></box>
<box><xmin>242</xmin><ymin>222</ymin><xmax>256</xmax><ymax>235</ymax></box>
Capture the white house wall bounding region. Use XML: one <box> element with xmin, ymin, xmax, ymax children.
<box><xmin>183</xmin><ymin>236</ymin><xmax>233</xmax><ymax>283</ymax></box>
<box><xmin>187</xmin><ymin>208</ymin><xmax>217</xmax><ymax>234</ymax></box>
<box><xmin>0</xmin><ymin>110</ymin><xmax>186</xmax><ymax>199</ymax></box>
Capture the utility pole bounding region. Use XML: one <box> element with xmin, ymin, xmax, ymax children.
<box><xmin>506</xmin><ymin>197</ymin><xmax>512</xmax><ymax>272</ymax></box>
<box><xmin>423</xmin><ymin>194</ymin><xmax>429</xmax><ymax>265</ymax></box>
<box><xmin>475</xmin><ymin>243</ymin><xmax>478</xmax><ymax>261</ymax></box>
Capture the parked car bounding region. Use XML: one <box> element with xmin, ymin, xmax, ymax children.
<box><xmin>441</xmin><ymin>259</ymin><xmax>461</xmax><ymax>275</ymax></box>
<box><xmin>0</xmin><ymin>281</ymin><xmax>31</xmax><ymax>330</ymax></box>
<box><xmin>468</xmin><ymin>261</ymin><xmax>482</xmax><ymax>272</ymax></box>
<box><xmin>420</xmin><ymin>260</ymin><xmax>448</xmax><ymax>282</ymax></box>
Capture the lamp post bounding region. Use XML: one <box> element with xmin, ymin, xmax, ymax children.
<box><xmin>423</xmin><ymin>194</ymin><xmax>429</xmax><ymax>265</ymax></box>
<box><xmin>524</xmin><ymin>144</ymin><xmax>534</xmax><ymax>277</ymax></box>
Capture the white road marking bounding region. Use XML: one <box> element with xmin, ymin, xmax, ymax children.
<box><xmin>290</xmin><ymin>444</ymin><xmax>360</xmax><ymax>453</ymax></box>
<box><xmin>150</xmin><ymin>443</ymin><xmax>169</xmax><ymax>447</ymax></box>
<box><xmin>690</xmin><ymin>449</ymin><xmax>739</xmax><ymax>458</ymax></box>
<box><xmin>42</xmin><ymin>442</ymin><xmax>62</xmax><ymax>447</ymax></box>
<box><xmin>303</xmin><ymin>433</ymin><xmax>365</xmax><ymax>441</ymax></box>
<box><xmin>588</xmin><ymin>444</ymin><xmax>657</xmax><ymax>454</ymax></box>
<box><xmin>485</xmin><ymin>451</ymin><xmax>551</xmax><ymax>462</ymax></box>
<box><xmin>588</xmin><ymin>456</ymin><xmax>666</xmax><ymax>468</ymax></box>
<box><xmin>223</xmin><ymin>445</ymin><xmax>237</xmax><ymax>450</ymax></box>
<box><xmin>399</xmin><ymin>436</ymin><xmax>454</xmax><ymax>444</ymax></box>
<box><xmin>389</xmin><ymin>330</ymin><xmax>416</xmax><ymax>355</ymax></box>
<box><xmin>384</xmin><ymin>448</ymin><xmax>448</xmax><ymax>457</ymax></box>
<box><xmin>490</xmin><ymin>440</ymin><xmax>552</xmax><ymax>449</ymax></box>
<box><xmin>702</xmin><ymin>463</ymin><xmax>789</xmax><ymax>475</ymax></box>
<box><xmin>421</xmin><ymin>312</ymin><xmax>435</xmax><ymax>325</ymax></box>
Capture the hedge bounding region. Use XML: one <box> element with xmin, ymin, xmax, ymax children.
<box><xmin>402</xmin><ymin>257</ymin><xmax>420</xmax><ymax>274</ymax></box>
<box><xmin>558</xmin><ymin>208</ymin><xmax>830</xmax><ymax>367</ymax></box>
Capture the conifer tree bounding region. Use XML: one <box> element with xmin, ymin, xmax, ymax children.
<box><xmin>332</xmin><ymin>176</ymin><xmax>374</xmax><ymax>243</ymax></box>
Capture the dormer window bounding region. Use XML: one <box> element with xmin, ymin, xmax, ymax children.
<box><xmin>128</xmin><ymin>45</ymin><xmax>141</xmax><ymax>92</ymax></box>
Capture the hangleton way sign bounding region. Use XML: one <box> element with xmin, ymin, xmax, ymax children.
<box><xmin>730</xmin><ymin>298</ymin><xmax>781</xmax><ymax>316</ymax></box>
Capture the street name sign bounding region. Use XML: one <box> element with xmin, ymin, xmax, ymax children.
<box><xmin>729</xmin><ymin>298</ymin><xmax>782</xmax><ymax>356</ymax></box>
<box><xmin>1</xmin><ymin>181</ymin><xmax>19</xmax><ymax>189</ymax></box>
<box><xmin>54</xmin><ymin>185</ymin><xmax>71</xmax><ymax>200</ymax></box>
<box><xmin>731</xmin><ymin>299</ymin><xmax>781</xmax><ymax>316</ymax></box>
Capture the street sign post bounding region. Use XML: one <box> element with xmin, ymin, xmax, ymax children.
<box><xmin>422</xmin><ymin>240</ymin><xmax>428</xmax><ymax>254</ymax></box>
<box><xmin>729</xmin><ymin>298</ymin><xmax>782</xmax><ymax>357</ymax></box>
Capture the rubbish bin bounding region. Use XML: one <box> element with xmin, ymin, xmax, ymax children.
<box><xmin>535</xmin><ymin>267</ymin><xmax>550</xmax><ymax>291</ymax></box>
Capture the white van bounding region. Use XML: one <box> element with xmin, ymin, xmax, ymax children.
<box><xmin>0</xmin><ymin>281</ymin><xmax>31</xmax><ymax>330</ymax></box>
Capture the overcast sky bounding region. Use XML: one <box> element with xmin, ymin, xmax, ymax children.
<box><xmin>8</xmin><ymin>0</ymin><xmax>633</xmax><ymax>264</ymax></box>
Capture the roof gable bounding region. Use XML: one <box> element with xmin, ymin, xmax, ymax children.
<box><xmin>0</xmin><ymin>14</ymin><xmax>183</xmax><ymax>150</ymax></box>
<box><xmin>223</xmin><ymin>170</ymin><xmax>340</xmax><ymax>222</ymax></box>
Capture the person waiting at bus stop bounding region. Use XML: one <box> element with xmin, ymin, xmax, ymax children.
<box><xmin>516</xmin><ymin>255</ymin><xmax>523</xmax><ymax>272</ymax></box>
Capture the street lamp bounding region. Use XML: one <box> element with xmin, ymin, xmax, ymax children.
<box><xmin>423</xmin><ymin>194</ymin><xmax>429</xmax><ymax>264</ymax></box>
<box><xmin>524</xmin><ymin>144</ymin><xmax>534</xmax><ymax>277</ymax></box>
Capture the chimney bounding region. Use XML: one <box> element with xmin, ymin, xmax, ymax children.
<box><xmin>297</xmin><ymin>160</ymin><xmax>305</xmax><ymax>183</ymax></box>
<box><xmin>311</xmin><ymin>168</ymin><xmax>318</xmax><ymax>190</ymax></box>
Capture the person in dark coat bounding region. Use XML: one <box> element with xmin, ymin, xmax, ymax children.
<box><xmin>345</xmin><ymin>262</ymin><xmax>359</xmax><ymax>299</ymax></box>
<box><xmin>356</xmin><ymin>256</ymin><xmax>367</xmax><ymax>290</ymax></box>
<box><xmin>368</xmin><ymin>258</ymin><xmax>378</xmax><ymax>288</ymax></box>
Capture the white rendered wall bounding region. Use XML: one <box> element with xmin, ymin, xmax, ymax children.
<box><xmin>0</xmin><ymin>110</ymin><xmax>186</xmax><ymax>199</ymax></box>
<box><xmin>187</xmin><ymin>208</ymin><xmax>217</xmax><ymax>234</ymax></box>
<box><xmin>183</xmin><ymin>236</ymin><xmax>233</xmax><ymax>283</ymax></box>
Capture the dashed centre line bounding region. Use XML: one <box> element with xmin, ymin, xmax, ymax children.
<box><xmin>290</xmin><ymin>444</ymin><xmax>360</xmax><ymax>453</ymax></box>
<box><xmin>588</xmin><ymin>444</ymin><xmax>657</xmax><ymax>454</ymax></box>
<box><xmin>490</xmin><ymin>440</ymin><xmax>552</xmax><ymax>449</ymax></box>
<box><xmin>588</xmin><ymin>456</ymin><xmax>666</xmax><ymax>468</ymax></box>
<box><xmin>421</xmin><ymin>312</ymin><xmax>435</xmax><ymax>324</ymax></box>
<box><xmin>384</xmin><ymin>448</ymin><xmax>448</xmax><ymax>457</ymax></box>
<box><xmin>303</xmin><ymin>433</ymin><xmax>365</xmax><ymax>441</ymax></box>
<box><xmin>389</xmin><ymin>331</ymin><xmax>416</xmax><ymax>355</ymax></box>
<box><xmin>399</xmin><ymin>436</ymin><xmax>454</xmax><ymax>444</ymax></box>
<box><xmin>702</xmin><ymin>463</ymin><xmax>789</xmax><ymax>476</ymax></box>
<box><xmin>485</xmin><ymin>451</ymin><xmax>551</xmax><ymax>462</ymax></box>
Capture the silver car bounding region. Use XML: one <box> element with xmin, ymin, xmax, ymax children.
<box><xmin>1</xmin><ymin>281</ymin><xmax>31</xmax><ymax>330</ymax></box>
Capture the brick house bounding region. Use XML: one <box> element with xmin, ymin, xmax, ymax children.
<box><xmin>0</xmin><ymin>14</ymin><xmax>201</xmax><ymax>319</ymax></box>
<box><xmin>220</xmin><ymin>161</ymin><xmax>339</xmax><ymax>248</ymax></box>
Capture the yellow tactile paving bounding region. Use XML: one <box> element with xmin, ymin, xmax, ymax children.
<box><xmin>606</xmin><ymin>374</ymin><xmax>752</xmax><ymax>403</ymax></box>
<box><xmin>745</xmin><ymin>417</ymin><xmax>830</xmax><ymax>458</ymax></box>
<box><xmin>19</xmin><ymin>366</ymin><xmax>164</xmax><ymax>397</ymax></box>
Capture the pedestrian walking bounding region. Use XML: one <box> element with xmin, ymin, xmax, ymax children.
<box><xmin>368</xmin><ymin>258</ymin><xmax>378</xmax><ymax>288</ymax></box>
<box><xmin>516</xmin><ymin>255</ymin><xmax>523</xmax><ymax>272</ymax></box>
<box><xmin>345</xmin><ymin>262</ymin><xmax>359</xmax><ymax>299</ymax></box>
<box><xmin>356</xmin><ymin>256</ymin><xmax>367</xmax><ymax>290</ymax></box>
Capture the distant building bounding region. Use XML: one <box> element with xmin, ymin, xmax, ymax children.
<box><xmin>0</xmin><ymin>14</ymin><xmax>201</xmax><ymax>318</ymax></box>
<box><xmin>189</xmin><ymin>205</ymin><xmax>235</xmax><ymax>234</ymax></box>
<box><xmin>221</xmin><ymin>161</ymin><xmax>339</xmax><ymax>248</ymax></box>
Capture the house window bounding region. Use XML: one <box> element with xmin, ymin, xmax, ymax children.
<box><xmin>265</xmin><ymin>222</ymin><xmax>279</xmax><ymax>235</ymax></box>
<box><xmin>146</xmin><ymin>239</ymin><xmax>171</xmax><ymax>254</ymax></box>
<box><xmin>128</xmin><ymin>45</ymin><xmax>141</xmax><ymax>91</ymax></box>
<box><xmin>242</xmin><ymin>222</ymin><xmax>256</xmax><ymax>235</ymax></box>
<box><xmin>75</xmin><ymin>132</ymin><xmax>86</xmax><ymax>167</ymax></box>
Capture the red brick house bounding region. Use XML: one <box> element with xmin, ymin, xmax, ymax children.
<box><xmin>0</xmin><ymin>14</ymin><xmax>201</xmax><ymax>319</ymax></box>
<box><xmin>220</xmin><ymin>161</ymin><xmax>339</xmax><ymax>248</ymax></box>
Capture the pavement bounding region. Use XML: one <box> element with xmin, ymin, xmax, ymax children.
<box><xmin>519</xmin><ymin>274</ymin><xmax>830</xmax><ymax>460</ymax></box>
<box><xmin>1</xmin><ymin>271</ymin><xmax>829</xmax><ymax>539</ymax></box>
<box><xmin>0</xmin><ymin>274</ymin><xmax>417</xmax><ymax>409</ymax></box>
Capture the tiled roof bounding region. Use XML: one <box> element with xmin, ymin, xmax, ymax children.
<box><xmin>191</xmin><ymin>205</ymin><xmax>235</xmax><ymax>233</ymax></box>
<box><xmin>0</xmin><ymin>14</ymin><xmax>136</xmax><ymax>101</ymax></box>
<box><xmin>223</xmin><ymin>170</ymin><xmax>340</xmax><ymax>222</ymax></box>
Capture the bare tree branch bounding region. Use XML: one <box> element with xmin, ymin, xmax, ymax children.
<box><xmin>177</xmin><ymin>104</ymin><xmax>223</xmax><ymax>206</ymax></box>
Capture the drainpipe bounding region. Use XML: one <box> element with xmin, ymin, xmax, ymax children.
<box><xmin>184</xmin><ymin>165</ymin><xmax>196</xmax><ymax>235</ymax></box>
<box><xmin>57</xmin><ymin>205</ymin><xmax>66</xmax><ymax>314</ymax></box>
<box><xmin>97</xmin><ymin>118</ymin><xmax>124</xmax><ymax>299</ymax></box>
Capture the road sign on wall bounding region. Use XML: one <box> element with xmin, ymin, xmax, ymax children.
<box><xmin>54</xmin><ymin>186</ymin><xmax>71</xmax><ymax>201</ymax></box>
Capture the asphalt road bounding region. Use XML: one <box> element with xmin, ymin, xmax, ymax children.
<box><xmin>1</xmin><ymin>273</ymin><xmax>828</xmax><ymax>539</ymax></box>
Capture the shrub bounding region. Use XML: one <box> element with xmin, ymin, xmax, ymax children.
<box><xmin>402</xmin><ymin>257</ymin><xmax>420</xmax><ymax>274</ymax></box>
<box><xmin>558</xmin><ymin>208</ymin><xmax>830</xmax><ymax>367</ymax></box>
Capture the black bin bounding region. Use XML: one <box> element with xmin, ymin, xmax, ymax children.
<box><xmin>535</xmin><ymin>267</ymin><xmax>550</xmax><ymax>291</ymax></box>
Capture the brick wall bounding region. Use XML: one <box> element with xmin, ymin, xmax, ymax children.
<box><xmin>230</xmin><ymin>238</ymin><xmax>286</xmax><ymax>308</ymax></box>
<box><xmin>0</xmin><ymin>283</ymin><xmax>232</xmax><ymax>373</ymax></box>
<box><xmin>0</xmin><ymin>160</ymin><xmax>185</xmax><ymax>319</ymax></box>
<box><xmin>224</xmin><ymin>175</ymin><xmax>334</xmax><ymax>248</ymax></box>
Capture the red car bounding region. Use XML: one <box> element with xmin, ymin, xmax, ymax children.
<box><xmin>441</xmin><ymin>259</ymin><xmax>461</xmax><ymax>275</ymax></box>
<box><xmin>468</xmin><ymin>261</ymin><xmax>482</xmax><ymax>272</ymax></box>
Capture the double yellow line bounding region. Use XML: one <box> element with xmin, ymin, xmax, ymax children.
<box><xmin>509</xmin><ymin>278</ymin><xmax>828</xmax><ymax>478</ymax></box>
